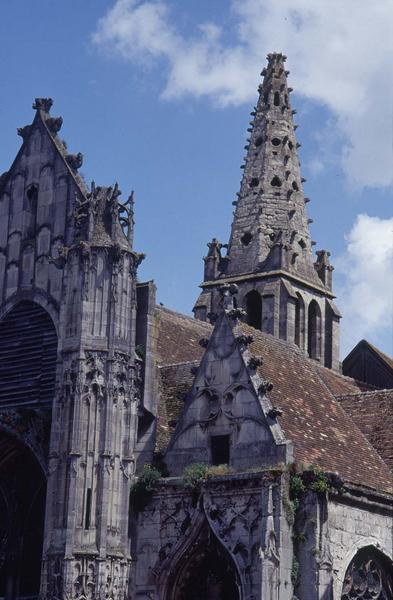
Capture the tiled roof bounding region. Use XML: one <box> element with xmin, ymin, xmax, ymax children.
<box><xmin>234</xmin><ymin>321</ymin><xmax>392</xmax><ymax>492</ymax></box>
<box><xmin>336</xmin><ymin>390</ymin><xmax>393</xmax><ymax>472</ymax></box>
<box><xmin>316</xmin><ymin>364</ymin><xmax>372</xmax><ymax>395</ymax></box>
<box><xmin>154</xmin><ymin>309</ymin><xmax>392</xmax><ymax>493</ymax></box>
<box><xmin>155</xmin><ymin>306</ymin><xmax>212</xmax><ymax>367</ymax></box>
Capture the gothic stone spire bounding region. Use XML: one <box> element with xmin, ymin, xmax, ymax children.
<box><xmin>194</xmin><ymin>54</ymin><xmax>341</xmax><ymax>371</ymax></box>
<box><xmin>227</xmin><ymin>52</ymin><xmax>319</xmax><ymax>285</ymax></box>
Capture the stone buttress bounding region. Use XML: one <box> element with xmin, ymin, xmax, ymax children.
<box><xmin>0</xmin><ymin>97</ymin><xmax>145</xmax><ymax>599</ymax></box>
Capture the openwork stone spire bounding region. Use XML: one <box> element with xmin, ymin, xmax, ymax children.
<box><xmin>194</xmin><ymin>53</ymin><xmax>341</xmax><ymax>371</ymax></box>
<box><xmin>227</xmin><ymin>52</ymin><xmax>319</xmax><ymax>285</ymax></box>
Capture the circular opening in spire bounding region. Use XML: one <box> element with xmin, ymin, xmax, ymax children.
<box><xmin>272</xmin><ymin>138</ymin><xmax>281</xmax><ymax>146</ymax></box>
<box><xmin>255</xmin><ymin>136</ymin><xmax>263</xmax><ymax>147</ymax></box>
<box><xmin>271</xmin><ymin>176</ymin><xmax>282</xmax><ymax>187</ymax></box>
<box><xmin>249</xmin><ymin>177</ymin><xmax>260</xmax><ymax>188</ymax></box>
<box><xmin>241</xmin><ymin>232</ymin><xmax>253</xmax><ymax>246</ymax></box>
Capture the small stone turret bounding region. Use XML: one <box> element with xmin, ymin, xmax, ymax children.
<box><xmin>194</xmin><ymin>53</ymin><xmax>341</xmax><ymax>371</ymax></box>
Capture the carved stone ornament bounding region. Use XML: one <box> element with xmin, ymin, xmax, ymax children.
<box><xmin>66</xmin><ymin>152</ymin><xmax>83</xmax><ymax>170</ymax></box>
<box><xmin>46</xmin><ymin>116</ymin><xmax>63</xmax><ymax>134</ymax></box>
<box><xmin>33</xmin><ymin>97</ymin><xmax>53</xmax><ymax>112</ymax></box>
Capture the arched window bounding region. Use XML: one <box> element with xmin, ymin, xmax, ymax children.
<box><xmin>307</xmin><ymin>300</ymin><xmax>321</xmax><ymax>360</ymax></box>
<box><xmin>294</xmin><ymin>293</ymin><xmax>305</xmax><ymax>349</ymax></box>
<box><xmin>341</xmin><ymin>546</ymin><xmax>393</xmax><ymax>599</ymax></box>
<box><xmin>245</xmin><ymin>290</ymin><xmax>262</xmax><ymax>330</ymax></box>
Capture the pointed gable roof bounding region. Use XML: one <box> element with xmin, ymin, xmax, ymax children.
<box><xmin>343</xmin><ymin>339</ymin><xmax>393</xmax><ymax>389</ymax></box>
<box><xmin>0</xmin><ymin>97</ymin><xmax>88</xmax><ymax>200</ymax></box>
<box><xmin>155</xmin><ymin>308</ymin><xmax>392</xmax><ymax>493</ymax></box>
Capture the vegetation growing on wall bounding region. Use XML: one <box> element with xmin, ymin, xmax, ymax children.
<box><xmin>130</xmin><ymin>464</ymin><xmax>162</xmax><ymax>512</ymax></box>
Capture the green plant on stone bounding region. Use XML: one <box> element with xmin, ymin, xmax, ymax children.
<box><xmin>182</xmin><ymin>462</ymin><xmax>209</xmax><ymax>491</ymax></box>
<box><xmin>309</xmin><ymin>466</ymin><xmax>331</xmax><ymax>494</ymax></box>
<box><xmin>130</xmin><ymin>464</ymin><xmax>161</xmax><ymax>512</ymax></box>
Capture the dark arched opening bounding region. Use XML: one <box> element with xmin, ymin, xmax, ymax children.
<box><xmin>245</xmin><ymin>291</ymin><xmax>262</xmax><ymax>330</ymax></box>
<box><xmin>307</xmin><ymin>300</ymin><xmax>321</xmax><ymax>360</ymax></box>
<box><xmin>341</xmin><ymin>546</ymin><xmax>393</xmax><ymax>599</ymax></box>
<box><xmin>168</xmin><ymin>523</ymin><xmax>240</xmax><ymax>600</ymax></box>
<box><xmin>0</xmin><ymin>434</ymin><xmax>46</xmax><ymax>600</ymax></box>
<box><xmin>0</xmin><ymin>301</ymin><xmax>57</xmax><ymax>408</ymax></box>
<box><xmin>294</xmin><ymin>293</ymin><xmax>305</xmax><ymax>349</ymax></box>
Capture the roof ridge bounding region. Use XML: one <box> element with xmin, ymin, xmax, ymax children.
<box><xmin>155</xmin><ymin>304</ymin><xmax>212</xmax><ymax>325</ymax></box>
<box><xmin>336</xmin><ymin>389</ymin><xmax>393</xmax><ymax>398</ymax></box>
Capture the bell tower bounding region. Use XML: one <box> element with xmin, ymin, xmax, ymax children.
<box><xmin>194</xmin><ymin>53</ymin><xmax>341</xmax><ymax>370</ymax></box>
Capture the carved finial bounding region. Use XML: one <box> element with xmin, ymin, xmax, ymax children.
<box><xmin>33</xmin><ymin>98</ymin><xmax>53</xmax><ymax>112</ymax></box>
<box><xmin>219</xmin><ymin>283</ymin><xmax>239</xmax><ymax>311</ymax></box>
<box><xmin>314</xmin><ymin>249</ymin><xmax>334</xmax><ymax>289</ymax></box>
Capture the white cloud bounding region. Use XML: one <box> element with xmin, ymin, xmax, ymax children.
<box><xmin>92</xmin><ymin>0</ymin><xmax>393</xmax><ymax>188</ymax></box>
<box><xmin>336</xmin><ymin>214</ymin><xmax>393</xmax><ymax>355</ymax></box>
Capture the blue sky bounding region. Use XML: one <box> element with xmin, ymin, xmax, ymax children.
<box><xmin>1</xmin><ymin>0</ymin><xmax>392</xmax><ymax>357</ymax></box>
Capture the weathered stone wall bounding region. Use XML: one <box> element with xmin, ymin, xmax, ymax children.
<box><xmin>329</xmin><ymin>494</ymin><xmax>393</xmax><ymax>598</ymax></box>
<box><xmin>132</xmin><ymin>472</ymin><xmax>295</xmax><ymax>600</ymax></box>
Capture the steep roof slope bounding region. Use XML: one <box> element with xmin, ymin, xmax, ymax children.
<box><xmin>336</xmin><ymin>390</ymin><xmax>393</xmax><ymax>472</ymax></box>
<box><xmin>343</xmin><ymin>339</ymin><xmax>393</xmax><ymax>389</ymax></box>
<box><xmin>235</xmin><ymin>322</ymin><xmax>392</xmax><ymax>492</ymax></box>
<box><xmin>154</xmin><ymin>308</ymin><xmax>392</xmax><ymax>492</ymax></box>
<box><xmin>155</xmin><ymin>306</ymin><xmax>212</xmax><ymax>366</ymax></box>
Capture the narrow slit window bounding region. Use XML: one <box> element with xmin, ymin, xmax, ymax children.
<box><xmin>85</xmin><ymin>488</ymin><xmax>92</xmax><ymax>529</ymax></box>
<box><xmin>211</xmin><ymin>435</ymin><xmax>230</xmax><ymax>465</ymax></box>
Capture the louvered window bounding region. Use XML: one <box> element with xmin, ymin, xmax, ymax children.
<box><xmin>0</xmin><ymin>301</ymin><xmax>57</xmax><ymax>408</ymax></box>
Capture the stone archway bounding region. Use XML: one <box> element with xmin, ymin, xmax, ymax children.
<box><xmin>166</xmin><ymin>522</ymin><xmax>241</xmax><ymax>600</ymax></box>
<box><xmin>341</xmin><ymin>545</ymin><xmax>393</xmax><ymax>600</ymax></box>
<box><xmin>0</xmin><ymin>433</ymin><xmax>46</xmax><ymax>600</ymax></box>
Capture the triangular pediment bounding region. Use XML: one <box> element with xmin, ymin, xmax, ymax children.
<box><xmin>165</xmin><ymin>311</ymin><xmax>291</xmax><ymax>475</ymax></box>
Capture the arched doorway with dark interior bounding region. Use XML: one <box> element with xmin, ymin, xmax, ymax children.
<box><xmin>166</xmin><ymin>522</ymin><xmax>241</xmax><ymax>600</ymax></box>
<box><xmin>0</xmin><ymin>434</ymin><xmax>47</xmax><ymax>600</ymax></box>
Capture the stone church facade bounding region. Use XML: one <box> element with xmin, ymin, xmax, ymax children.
<box><xmin>0</xmin><ymin>54</ymin><xmax>392</xmax><ymax>600</ymax></box>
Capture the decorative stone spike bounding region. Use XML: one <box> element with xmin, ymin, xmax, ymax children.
<box><xmin>308</xmin><ymin>218</ymin><xmax>314</xmax><ymax>224</ymax></box>
<box><xmin>304</xmin><ymin>197</ymin><xmax>311</xmax><ymax>203</ymax></box>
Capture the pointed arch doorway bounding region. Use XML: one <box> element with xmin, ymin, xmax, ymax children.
<box><xmin>166</xmin><ymin>523</ymin><xmax>241</xmax><ymax>600</ymax></box>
